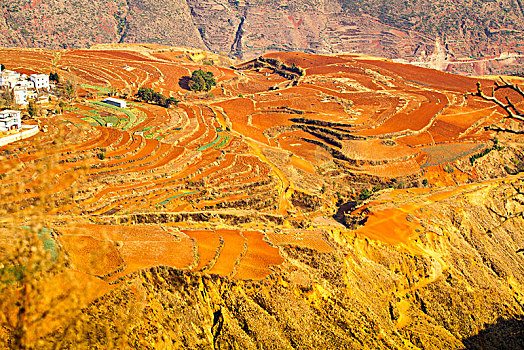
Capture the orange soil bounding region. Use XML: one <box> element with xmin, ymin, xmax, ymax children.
<box><xmin>1</xmin><ymin>47</ymin><xmax>510</xmax><ymax>283</ymax></box>
<box><xmin>58</xmin><ymin>224</ymin><xmax>194</xmax><ymax>281</ymax></box>
<box><xmin>354</xmin><ymin>205</ymin><xmax>425</xmax><ymax>245</ymax></box>
<box><xmin>266</xmin><ymin>230</ymin><xmax>334</xmax><ymax>253</ymax></box>
<box><xmin>59</xmin><ymin>235</ymin><xmax>123</xmax><ymax>276</ymax></box>
<box><xmin>289</xmin><ymin>155</ymin><xmax>316</xmax><ymax>173</ymax></box>
<box><xmin>182</xmin><ymin>230</ymin><xmax>221</xmax><ymax>270</ymax></box>
<box><xmin>233</xmin><ymin>231</ymin><xmax>284</xmax><ymax>280</ymax></box>
<box><xmin>341</xmin><ymin>139</ymin><xmax>417</xmax><ymax>162</ymax></box>
<box><xmin>208</xmin><ymin>229</ymin><xmax>246</xmax><ymax>276</ymax></box>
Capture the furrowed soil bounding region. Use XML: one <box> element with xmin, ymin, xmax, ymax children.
<box><xmin>1</xmin><ymin>45</ymin><xmax>523</xmax><ymax>349</ymax></box>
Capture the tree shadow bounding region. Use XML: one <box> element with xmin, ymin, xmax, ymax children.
<box><xmin>333</xmin><ymin>200</ymin><xmax>357</xmax><ymax>225</ymax></box>
<box><xmin>178</xmin><ymin>76</ymin><xmax>190</xmax><ymax>90</ymax></box>
<box><xmin>462</xmin><ymin>316</ymin><xmax>524</xmax><ymax>349</ymax></box>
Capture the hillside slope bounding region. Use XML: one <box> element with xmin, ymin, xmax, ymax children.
<box><xmin>0</xmin><ymin>46</ymin><xmax>523</xmax><ymax>348</ymax></box>
<box><xmin>43</xmin><ymin>177</ymin><xmax>524</xmax><ymax>349</ymax></box>
<box><xmin>1</xmin><ymin>0</ymin><xmax>523</xmax><ymax>75</ymax></box>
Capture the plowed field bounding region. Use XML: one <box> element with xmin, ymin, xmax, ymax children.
<box><xmin>0</xmin><ymin>46</ymin><xmax>507</xmax><ymax>285</ymax></box>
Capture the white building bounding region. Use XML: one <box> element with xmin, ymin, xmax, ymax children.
<box><xmin>0</xmin><ymin>110</ymin><xmax>22</xmax><ymax>132</ymax></box>
<box><xmin>29</xmin><ymin>74</ymin><xmax>50</xmax><ymax>90</ymax></box>
<box><xmin>13</xmin><ymin>86</ymin><xmax>28</xmax><ymax>106</ymax></box>
<box><xmin>0</xmin><ymin>70</ymin><xmax>22</xmax><ymax>88</ymax></box>
<box><xmin>102</xmin><ymin>97</ymin><xmax>127</xmax><ymax>108</ymax></box>
<box><xmin>15</xmin><ymin>80</ymin><xmax>35</xmax><ymax>90</ymax></box>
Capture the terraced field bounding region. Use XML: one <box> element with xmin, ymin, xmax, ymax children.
<box><xmin>0</xmin><ymin>46</ymin><xmax>513</xmax><ymax>287</ymax></box>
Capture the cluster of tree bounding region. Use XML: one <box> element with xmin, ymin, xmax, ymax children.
<box><xmin>0</xmin><ymin>89</ymin><xmax>14</xmax><ymax>107</ymax></box>
<box><xmin>135</xmin><ymin>87</ymin><xmax>179</xmax><ymax>107</ymax></box>
<box><xmin>188</xmin><ymin>69</ymin><xmax>216</xmax><ymax>92</ymax></box>
<box><xmin>28</xmin><ymin>100</ymin><xmax>39</xmax><ymax>117</ymax></box>
<box><xmin>49</xmin><ymin>72</ymin><xmax>60</xmax><ymax>83</ymax></box>
<box><xmin>58</xmin><ymin>80</ymin><xmax>77</xmax><ymax>101</ymax></box>
<box><xmin>0</xmin><ymin>63</ymin><xmax>5</xmax><ymax>71</ymax></box>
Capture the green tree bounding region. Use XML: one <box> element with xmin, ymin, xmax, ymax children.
<box><xmin>58</xmin><ymin>101</ymin><xmax>67</xmax><ymax>114</ymax></box>
<box><xmin>136</xmin><ymin>88</ymin><xmax>179</xmax><ymax>108</ymax></box>
<box><xmin>166</xmin><ymin>97</ymin><xmax>179</xmax><ymax>107</ymax></box>
<box><xmin>189</xmin><ymin>69</ymin><xmax>216</xmax><ymax>92</ymax></box>
<box><xmin>136</xmin><ymin>87</ymin><xmax>153</xmax><ymax>102</ymax></box>
<box><xmin>49</xmin><ymin>72</ymin><xmax>60</xmax><ymax>83</ymax></box>
<box><xmin>0</xmin><ymin>63</ymin><xmax>5</xmax><ymax>71</ymax></box>
<box><xmin>28</xmin><ymin>100</ymin><xmax>39</xmax><ymax>117</ymax></box>
<box><xmin>59</xmin><ymin>80</ymin><xmax>77</xmax><ymax>101</ymax></box>
<box><xmin>1</xmin><ymin>89</ymin><xmax>14</xmax><ymax>107</ymax></box>
<box><xmin>153</xmin><ymin>91</ymin><xmax>167</xmax><ymax>107</ymax></box>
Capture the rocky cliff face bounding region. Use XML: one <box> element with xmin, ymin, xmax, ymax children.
<box><xmin>1</xmin><ymin>0</ymin><xmax>523</xmax><ymax>75</ymax></box>
<box><xmin>48</xmin><ymin>176</ymin><xmax>524</xmax><ymax>349</ymax></box>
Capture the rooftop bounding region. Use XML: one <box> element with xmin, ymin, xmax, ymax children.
<box><xmin>2</xmin><ymin>70</ymin><xmax>20</xmax><ymax>75</ymax></box>
<box><xmin>0</xmin><ymin>110</ymin><xmax>21</xmax><ymax>119</ymax></box>
<box><xmin>0</xmin><ymin>109</ymin><xmax>21</xmax><ymax>114</ymax></box>
<box><xmin>103</xmin><ymin>97</ymin><xmax>126</xmax><ymax>103</ymax></box>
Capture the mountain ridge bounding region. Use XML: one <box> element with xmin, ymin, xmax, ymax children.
<box><xmin>1</xmin><ymin>0</ymin><xmax>523</xmax><ymax>75</ymax></box>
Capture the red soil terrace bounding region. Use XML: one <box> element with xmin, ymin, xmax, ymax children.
<box><xmin>0</xmin><ymin>47</ymin><xmax>509</xmax><ymax>284</ymax></box>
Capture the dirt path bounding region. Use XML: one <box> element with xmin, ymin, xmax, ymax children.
<box><xmin>208</xmin><ymin>104</ymin><xmax>294</xmax><ymax>215</ymax></box>
<box><xmin>245</xmin><ymin>139</ymin><xmax>293</xmax><ymax>215</ymax></box>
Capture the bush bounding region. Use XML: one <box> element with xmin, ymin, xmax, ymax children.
<box><xmin>469</xmin><ymin>140</ymin><xmax>504</xmax><ymax>165</ymax></box>
<box><xmin>59</xmin><ymin>80</ymin><xmax>77</xmax><ymax>101</ymax></box>
<box><xmin>443</xmin><ymin>164</ymin><xmax>455</xmax><ymax>173</ymax></box>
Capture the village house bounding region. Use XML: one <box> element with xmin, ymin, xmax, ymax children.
<box><xmin>13</xmin><ymin>86</ymin><xmax>28</xmax><ymax>106</ymax></box>
<box><xmin>0</xmin><ymin>110</ymin><xmax>22</xmax><ymax>132</ymax></box>
<box><xmin>102</xmin><ymin>97</ymin><xmax>127</xmax><ymax>108</ymax></box>
<box><xmin>15</xmin><ymin>80</ymin><xmax>35</xmax><ymax>90</ymax></box>
<box><xmin>30</xmin><ymin>73</ymin><xmax>50</xmax><ymax>90</ymax></box>
<box><xmin>0</xmin><ymin>70</ymin><xmax>22</xmax><ymax>88</ymax></box>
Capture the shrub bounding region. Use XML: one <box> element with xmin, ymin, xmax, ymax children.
<box><xmin>359</xmin><ymin>188</ymin><xmax>373</xmax><ymax>200</ymax></box>
<box><xmin>469</xmin><ymin>140</ymin><xmax>504</xmax><ymax>165</ymax></box>
<box><xmin>443</xmin><ymin>164</ymin><xmax>455</xmax><ymax>173</ymax></box>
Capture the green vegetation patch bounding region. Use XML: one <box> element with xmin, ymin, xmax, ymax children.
<box><xmin>470</xmin><ymin>139</ymin><xmax>504</xmax><ymax>165</ymax></box>
<box><xmin>80</xmin><ymin>84</ymin><xmax>111</xmax><ymax>93</ymax></box>
<box><xmin>197</xmin><ymin>135</ymin><xmax>222</xmax><ymax>151</ymax></box>
<box><xmin>1</xmin><ymin>228</ymin><xmax>59</xmax><ymax>283</ymax></box>
<box><xmin>102</xmin><ymin>115</ymin><xmax>122</xmax><ymax>126</ymax></box>
<box><xmin>214</xmin><ymin>135</ymin><xmax>230</xmax><ymax>149</ymax></box>
<box><xmin>22</xmin><ymin>227</ymin><xmax>59</xmax><ymax>260</ymax></box>
<box><xmin>421</xmin><ymin>143</ymin><xmax>486</xmax><ymax>167</ymax></box>
<box><xmin>89</xmin><ymin>102</ymin><xmax>138</xmax><ymax>129</ymax></box>
<box><xmin>137</xmin><ymin>126</ymin><xmax>153</xmax><ymax>133</ymax></box>
<box><xmin>80</xmin><ymin>117</ymin><xmax>101</xmax><ymax>126</ymax></box>
<box><xmin>158</xmin><ymin>191</ymin><xmax>200</xmax><ymax>205</ymax></box>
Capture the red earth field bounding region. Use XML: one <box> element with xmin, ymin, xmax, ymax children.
<box><xmin>0</xmin><ymin>45</ymin><xmax>514</xmax><ymax>288</ymax></box>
